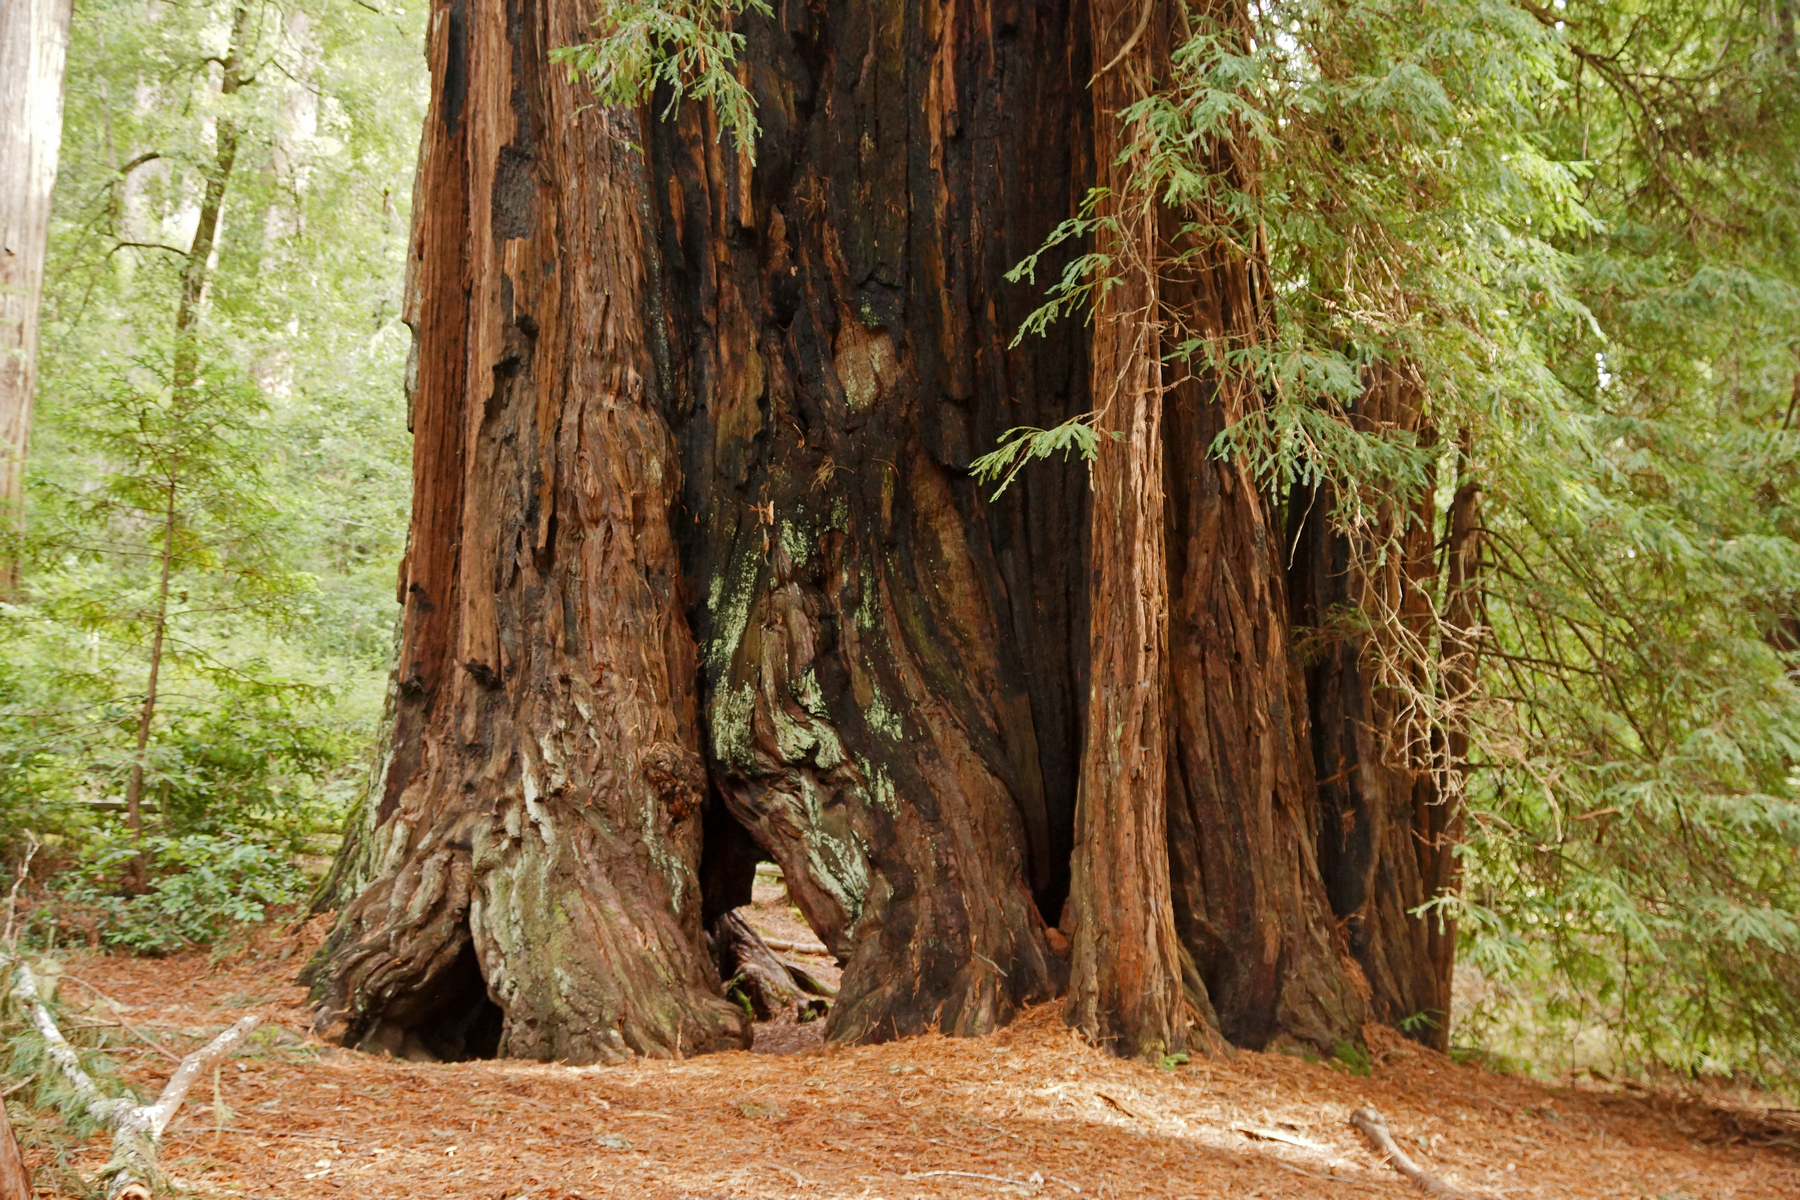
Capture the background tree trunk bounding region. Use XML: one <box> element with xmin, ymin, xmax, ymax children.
<box><xmin>0</xmin><ymin>0</ymin><xmax>73</xmax><ymax>594</ymax></box>
<box><xmin>1285</xmin><ymin>368</ymin><xmax>1452</xmax><ymax>1048</ymax></box>
<box><xmin>649</xmin><ymin>0</ymin><xmax>1093</xmax><ymax>1044</ymax></box>
<box><xmin>307</xmin><ymin>0</ymin><xmax>747</xmax><ymax>1063</ymax></box>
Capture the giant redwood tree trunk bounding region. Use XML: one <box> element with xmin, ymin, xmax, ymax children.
<box><xmin>307</xmin><ymin>0</ymin><xmax>747</xmax><ymax>1062</ymax></box>
<box><xmin>310</xmin><ymin>0</ymin><xmax>1442</xmax><ymax>1063</ymax></box>
<box><xmin>312</xmin><ymin>0</ymin><xmax>1093</xmax><ymax>1056</ymax></box>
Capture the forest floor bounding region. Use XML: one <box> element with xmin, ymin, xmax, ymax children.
<box><xmin>14</xmin><ymin>881</ymin><xmax>1799</xmax><ymax>1200</ymax></box>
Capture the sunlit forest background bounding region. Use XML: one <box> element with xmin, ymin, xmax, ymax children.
<box><xmin>4</xmin><ymin>0</ymin><xmax>1799</xmax><ymax>1098</ymax></box>
<box><xmin>1</xmin><ymin>0</ymin><xmax>424</xmax><ymax>945</ymax></box>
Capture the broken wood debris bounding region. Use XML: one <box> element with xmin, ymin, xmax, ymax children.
<box><xmin>1350</xmin><ymin>1105</ymin><xmax>1493</xmax><ymax>1198</ymax></box>
<box><xmin>5</xmin><ymin>958</ymin><xmax>260</xmax><ymax>1199</ymax></box>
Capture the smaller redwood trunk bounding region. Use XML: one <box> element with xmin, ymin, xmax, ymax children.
<box><xmin>1285</xmin><ymin>378</ymin><xmax>1478</xmax><ymax>1052</ymax></box>
<box><xmin>1064</xmin><ymin>0</ymin><xmax>1188</xmax><ymax>1061</ymax></box>
<box><xmin>1286</xmin><ymin>369</ymin><xmax>1449</xmax><ymax>1044</ymax></box>
<box><xmin>1432</xmin><ymin>439</ymin><xmax>1483</xmax><ymax>1018</ymax></box>
<box><xmin>0</xmin><ymin>0</ymin><xmax>72</xmax><ymax>594</ymax></box>
<box><xmin>1153</xmin><ymin>3</ymin><xmax>1370</xmax><ymax>1055</ymax></box>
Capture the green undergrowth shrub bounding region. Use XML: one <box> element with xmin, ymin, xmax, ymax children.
<box><xmin>45</xmin><ymin>833</ymin><xmax>310</xmax><ymax>955</ymax></box>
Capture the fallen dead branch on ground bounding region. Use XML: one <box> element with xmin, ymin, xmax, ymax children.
<box><xmin>1350</xmin><ymin>1105</ymin><xmax>1488</xmax><ymax>1198</ymax></box>
<box><xmin>6</xmin><ymin>958</ymin><xmax>258</xmax><ymax>1199</ymax></box>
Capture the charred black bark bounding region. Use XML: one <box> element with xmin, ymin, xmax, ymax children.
<box><xmin>646</xmin><ymin>0</ymin><xmax>1093</xmax><ymax>1042</ymax></box>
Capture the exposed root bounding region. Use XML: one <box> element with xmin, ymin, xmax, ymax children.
<box><xmin>1349</xmin><ymin>1105</ymin><xmax>1488</xmax><ymax>1198</ymax></box>
<box><xmin>7</xmin><ymin>958</ymin><xmax>260</xmax><ymax>1199</ymax></box>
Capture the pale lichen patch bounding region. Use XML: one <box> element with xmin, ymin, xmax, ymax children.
<box><xmin>779</xmin><ymin>517</ymin><xmax>810</xmax><ymax>567</ymax></box>
<box><xmin>853</xmin><ymin>753</ymin><xmax>900</xmax><ymax>816</ymax></box>
<box><xmin>711</xmin><ymin>680</ymin><xmax>759</xmax><ymax>772</ymax></box>
<box><xmin>855</xmin><ymin>564</ymin><xmax>880</xmax><ymax>630</ymax></box>
<box><xmin>707</xmin><ymin>552</ymin><xmax>762</xmax><ymax>671</ymax></box>
<box><xmin>521</xmin><ymin>756</ymin><xmax>555</xmax><ymax>848</ymax></box>
<box><xmin>794</xmin><ymin>668</ymin><xmax>829</xmax><ymax>719</ymax></box>
<box><xmin>796</xmin><ymin>778</ymin><xmax>871</xmax><ymax>925</ymax></box>
<box><xmin>865</xmin><ymin>683</ymin><xmax>904</xmax><ymax>742</ymax></box>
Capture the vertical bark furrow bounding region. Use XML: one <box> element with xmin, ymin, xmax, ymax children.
<box><xmin>653</xmin><ymin>0</ymin><xmax>1092</xmax><ymax>1043</ymax></box>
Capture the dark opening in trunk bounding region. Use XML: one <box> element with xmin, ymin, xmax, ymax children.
<box><xmin>356</xmin><ymin>937</ymin><xmax>504</xmax><ymax>1062</ymax></box>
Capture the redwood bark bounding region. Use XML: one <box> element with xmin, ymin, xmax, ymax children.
<box><xmin>0</xmin><ymin>1099</ymin><xmax>26</xmax><ymax>1200</ymax></box>
<box><xmin>1067</xmin><ymin>0</ymin><xmax>1369</xmax><ymax>1058</ymax></box>
<box><xmin>0</xmin><ymin>0</ymin><xmax>72</xmax><ymax>594</ymax></box>
<box><xmin>649</xmin><ymin>0</ymin><xmax>1092</xmax><ymax>1043</ymax></box>
<box><xmin>1157</xmin><ymin>154</ymin><xmax>1369</xmax><ymax>1056</ymax></box>
<box><xmin>1285</xmin><ymin>368</ymin><xmax>1449</xmax><ymax>1046</ymax></box>
<box><xmin>1064</xmin><ymin>0</ymin><xmax>1188</xmax><ymax>1060</ymax></box>
<box><xmin>307</xmin><ymin>0</ymin><xmax>747</xmax><ymax>1062</ymax></box>
<box><xmin>1162</xmin><ymin>367</ymin><xmax>1371</xmax><ymax>1053</ymax></box>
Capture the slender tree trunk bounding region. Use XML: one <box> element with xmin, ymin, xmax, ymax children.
<box><xmin>122</xmin><ymin>480</ymin><xmax>178</xmax><ymax>854</ymax></box>
<box><xmin>1432</xmin><ymin>433</ymin><xmax>1482</xmax><ymax>1006</ymax></box>
<box><xmin>171</xmin><ymin>2</ymin><xmax>251</xmax><ymax>397</ymax></box>
<box><xmin>0</xmin><ymin>0</ymin><xmax>73</xmax><ymax>595</ymax></box>
<box><xmin>1063</xmin><ymin>0</ymin><xmax>1187</xmax><ymax>1061</ymax></box>
<box><xmin>1158</xmin><ymin>166</ymin><xmax>1369</xmax><ymax>1056</ymax></box>
<box><xmin>115</xmin><ymin>4</ymin><xmax>255</xmax><ymax>887</ymax></box>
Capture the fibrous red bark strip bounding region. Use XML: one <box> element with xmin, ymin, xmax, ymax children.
<box><xmin>1064</xmin><ymin>0</ymin><xmax>1188</xmax><ymax>1062</ymax></box>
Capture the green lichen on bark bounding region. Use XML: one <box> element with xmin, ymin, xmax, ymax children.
<box><xmin>778</xmin><ymin>516</ymin><xmax>810</xmax><ymax>566</ymax></box>
<box><xmin>706</xmin><ymin>549</ymin><xmax>762</xmax><ymax>670</ymax></box>
<box><xmin>864</xmin><ymin>684</ymin><xmax>903</xmax><ymax>742</ymax></box>
<box><xmin>710</xmin><ymin>680</ymin><xmax>759</xmax><ymax>771</ymax></box>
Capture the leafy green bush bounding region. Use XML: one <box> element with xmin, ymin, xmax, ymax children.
<box><xmin>49</xmin><ymin>833</ymin><xmax>308</xmax><ymax>954</ymax></box>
